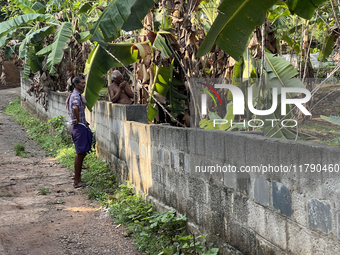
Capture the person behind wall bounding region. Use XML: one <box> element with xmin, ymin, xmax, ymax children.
<box><xmin>66</xmin><ymin>76</ymin><xmax>93</xmax><ymax>189</ymax></box>
<box><xmin>108</xmin><ymin>70</ymin><xmax>134</xmax><ymax>104</ymax></box>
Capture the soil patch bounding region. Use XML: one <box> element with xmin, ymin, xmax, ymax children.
<box><xmin>0</xmin><ymin>61</ymin><xmax>21</xmax><ymax>88</ymax></box>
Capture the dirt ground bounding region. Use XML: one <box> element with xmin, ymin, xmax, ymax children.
<box><xmin>0</xmin><ymin>88</ymin><xmax>140</xmax><ymax>255</ymax></box>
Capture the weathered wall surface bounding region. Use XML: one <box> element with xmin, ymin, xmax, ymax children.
<box><xmin>22</xmin><ymin>76</ymin><xmax>340</xmax><ymax>255</ymax></box>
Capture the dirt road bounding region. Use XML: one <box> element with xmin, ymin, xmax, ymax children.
<box><xmin>0</xmin><ymin>88</ymin><xmax>139</xmax><ymax>255</ymax></box>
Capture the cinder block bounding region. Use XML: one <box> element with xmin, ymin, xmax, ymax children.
<box><xmin>169</xmin><ymin>191</ymin><xmax>178</xmax><ymax>209</ymax></box>
<box><xmin>158</xmin><ymin>126</ymin><xmax>167</xmax><ymax>148</ymax></box>
<box><xmin>189</xmin><ymin>177</ymin><xmax>206</xmax><ymax>204</ymax></box>
<box><xmin>177</xmin><ymin>173</ymin><xmax>189</xmax><ymax>198</ymax></box>
<box><xmin>256</xmin><ymin>237</ymin><xmax>286</xmax><ymax>255</ymax></box>
<box><xmin>189</xmin><ymin>154</ymin><xmax>204</xmax><ymax>178</ymax></box>
<box><xmin>224</xmin><ymin>132</ymin><xmax>245</xmax><ymax>167</ymax></box>
<box><xmin>204</xmin><ymin>131</ymin><xmax>215</xmax><ymax>159</ymax></box>
<box><xmin>151</xmin><ymin>146</ymin><xmax>158</xmax><ymax>164</ymax></box>
<box><xmin>228</xmin><ymin>221</ymin><xmax>257</xmax><ymax>254</ymax></box>
<box><xmin>178</xmin><ymin>152</ymin><xmax>184</xmax><ymax>172</ymax></box>
<box><xmin>247</xmin><ymin>201</ymin><xmax>266</xmax><ymax>237</ymax></box>
<box><xmin>272</xmin><ymin>181</ymin><xmax>292</xmax><ymax>218</ymax></box>
<box><xmin>157</xmin><ymin>148</ymin><xmax>164</xmax><ymax>165</ymax></box>
<box><xmin>184</xmin><ymin>153</ymin><xmax>190</xmax><ymax>173</ymax></box>
<box><xmin>125</xmin><ymin>105</ymin><xmax>148</xmax><ymax>123</ymax></box>
<box><xmin>167</xmin><ymin>171</ymin><xmax>178</xmax><ymax>192</ymax></box>
<box><xmin>307</xmin><ymin>198</ymin><xmax>332</xmax><ymax>234</ymax></box>
<box><xmin>253</xmin><ymin>176</ymin><xmax>270</xmax><ymax>207</ymax></box>
<box><xmin>287</xmin><ymin>222</ymin><xmax>312</xmax><ymax>255</ymax></box>
<box><xmin>172</xmin><ymin>128</ymin><xmax>189</xmax><ymax>153</ymax></box>
<box><xmin>221</xmin><ymin>187</ymin><xmax>233</xmax><ymax>220</ymax></box>
<box><xmin>236</xmin><ymin>172</ymin><xmax>251</xmax><ymax>196</ymax></box>
<box><xmin>208</xmin><ymin>183</ymin><xmax>222</xmax><ymax>212</ymax></box>
<box><xmin>170</xmin><ymin>151</ymin><xmax>179</xmax><ymax>171</ymax></box>
<box><xmin>195</xmin><ymin>129</ymin><xmax>205</xmax><ymax>156</ymax></box>
<box><xmin>265</xmin><ymin>210</ymin><xmax>287</xmax><ymax>250</ymax></box>
<box><xmin>291</xmin><ymin>191</ymin><xmax>307</xmax><ymax>226</ymax></box>
<box><xmin>232</xmin><ymin>193</ymin><xmax>249</xmax><ymax>224</ymax></box>
<box><xmin>140</xmin><ymin>144</ymin><xmax>146</xmax><ymax>158</ymax></box>
<box><xmin>224</xmin><ymin>170</ymin><xmax>236</xmax><ymax>189</ymax></box>
<box><xmin>151</xmin><ymin>164</ymin><xmax>160</xmax><ymax>183</ymax></box>
<box><xmin>244</xmin><ymin>136</ymin><xmax>267</xmax><ymax>168</ymax></box>
<box><xmin>188</xmin><ymin>129</ymin><xmax>196</xmax><ymax>154</ymax></box>
<box><xmin>150</xmin><ymin>125</ymin><xmax>160</xmax><ymax>147</ymax></box>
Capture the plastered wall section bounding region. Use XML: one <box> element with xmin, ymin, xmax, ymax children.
<box><xmin>21</xmin><ymin>76</ymin><xmax>340</xmax><ymax>255</ymax></box>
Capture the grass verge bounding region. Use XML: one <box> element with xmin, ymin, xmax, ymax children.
<box><xmin>5</xmin><ymin>97</ymin><xmax>219</xmax><ymax>255</ymax></box>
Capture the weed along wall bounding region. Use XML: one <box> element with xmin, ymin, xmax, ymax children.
<box><xmin>21</xmin><ymin>76</ymin><xmax>340</xmax><ymax>254</ymax></box>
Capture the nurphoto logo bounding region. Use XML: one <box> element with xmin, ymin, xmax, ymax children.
<box><xmin>191</xmin><ymin>78</ymin><xmax>312</xmax><ymax>129</ymax></box>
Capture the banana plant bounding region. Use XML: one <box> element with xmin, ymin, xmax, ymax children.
<box><xmin>146</xmin><ymin>31</ymin><xmax>187</xmax><ymax>122</ymax></box>
<box><xmin>147</xmin><ymin>59</ymin><xmax>187</xmax><ymax>121</ymax></box>
<box><xmin>0</xmin><ymin>0</ymin><xmax>79</xmax><ymax>77</ymax></box>
<box><xmin>197</xmin><ymin>0</ymin><xmax>329</xmax><ymax>61</ymax></box>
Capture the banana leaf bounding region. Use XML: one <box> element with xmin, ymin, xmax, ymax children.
<box><xmin>318</xmin><ymin>34</ymin><xmax>335</xmax><ymax>62</ymax></box>
<box><xmin>10</xmin><ymin>0</ymin><xmax>36</xmax><ymax>14</ymax></box>
<box><xmin>148</xmin><ymin>61</ymin><xmax>174</xmax><ymax>121</ymax></box>
<box><xmin>32</xmin><ymin>2</ymin><xmax>46</xmax><ymax>13</ymax></box>
<box><xmin>167</xmin><ymin>77</ymin><xmax>187</xmax><ymax>118</ymax></box>
<box><xmin>36</xmin><ymin>44</ymin><xmax>53</xmax><ymax>56</ymax></box>
<box><xmin>148</xmin><ymin>59</ymin><xmax>186</xmax><ymax>121</ymax></box>
<box><xmin>19</xmin><ymin>26</ymin><xmax>56</xmax><ymax>58</ymax></box>
<box><xmin>320</xmin><ymin>115</ymin><xmax>340</xmax><ymax>125</ymax></box>
<box><xmin>268</xmin><ymin>6</ymin><xmax>290</xmax><ymax>24</ymax></box>
<box><xmin>200</xmin><ymin>103</ymin><xmax>234</xmax><ymax>130</ymax></box>
<box><xmin>121</xmin><ymin>0</ymin><xmax>158</xmax><ymax>31</ymax></box>
<box><xmin>0</xmin><ymin>28</ymin><xmax>16</xmax><ymax>49</ymax></box>
<box><xmin>263</xmin><ymin>113</ymin><xmax>286</xmax><ymax>139</ymax></box>
<box><xmin>197</xmin><ymin>0</ymin><xmax>325</xmax><ymax>60</ymax></box>
<box><xmin>23</xmin><ymin>45</ymin><xmax>44</xmax><ymax>78</ymax></box>
<box><xmin>153</xmin><ymin>33</ymin><xmax>172</xmax><ymax>58</ymax></box>
<box><xmin>90</xmin><ymin>0</ymin><xmax>159</xmax><ymax>43</ymax></box>
<box><xmin>196</xmin><ymin>0</ymin><xmax>278</xmax><ymax>61</ymax></box>
<box><xmin>77</xmin><ymin>31</ymin><xmax>91</xmax><ymax>43</ymax></box>
<box><xmin>84</xmin><ymin>42</ymin><xmax>150</xmax><ymax>110</ymax></box>
<box><xmin>264</xmin><ymin>52</ymin><xmax>305</xmax><ymax>97</ymax></box>
<box><xmin>45</xmin><ymin>22</ymin><xmax>73</xmax><ymax>74</ymax></box>
<box><xmin>0</xmin><ymin>14</ymin><xmax>51</xmax><ymax>39</ymax></box>
<box><xmin>286</xmin><ymin>0</ymin><xmax>329</xmax><ymax>20</ymax></box>
<box><xmin>77</xmin><ymin>2</ymin><xmax>93</xmax><ymax>15</ymax></box>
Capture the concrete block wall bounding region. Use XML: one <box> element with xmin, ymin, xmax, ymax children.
<box><xmin>21</xmin><ymin>77</ymin><xmax>340</xmax><ymax>254</ymax></box>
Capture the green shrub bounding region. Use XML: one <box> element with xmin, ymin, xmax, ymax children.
<box><xmin>14</xmin><ymin>143</ymin><xmax>27</xmax><ymax>157</ymax></box>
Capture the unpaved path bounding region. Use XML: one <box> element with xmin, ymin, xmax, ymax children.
<box><xmin>0</xmin><ymin>88</ymin><xmax>139</xmax><ymax>255</ymax></box>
